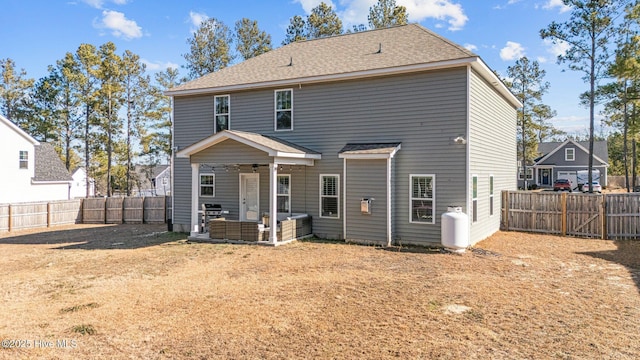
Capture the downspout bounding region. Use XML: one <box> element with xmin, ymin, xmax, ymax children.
<box><xmin>466</xmin><ymin>65</ymin><xmax>472</xmax><ymax>242</ymax></box>
<box><xmin>190</xmin><ymin>163</ymin><xmax>199</xmax><ymax>236</ymax></box>
<box><xmin>386</xmin><ymin>157</ymin><xmax>392</xmax><ymax>247</ymax></box>
<box><xmin>343</xmin><ymin>158</ymin><xmax>347</xmax><ymax>240</ymax></box>
<box><xmin>170</xmin><ymin>96</ymin><xmax>175</xmax><ymax>231</ymax></box>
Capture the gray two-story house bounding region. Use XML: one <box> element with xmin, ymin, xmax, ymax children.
<box><xmin>167</xmin><ymin>24</ymin><xmax>520</xmax><ymax>246</ymax></box>
<box><xmin>518</xmin><ymin>139</ymin><xmax>609</xmax><ymax>190</ymax></box>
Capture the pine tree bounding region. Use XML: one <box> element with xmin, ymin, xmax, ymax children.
<box><xmin>183</xmin><ymin>18</ymin><xmax>234</xmax><ymax>79</ymax></box>
<box><xmin>121</xmin><ymin>50</ymin><xmax>150</xmax><ymax>196</ymax></box>
<box><xmin>96</xmin><ymin>42</ymin><xmax>124</xmax><ymax>197</ymax></box>
<box><xmin>505</xmin><ymin>57</ymin><xmax>553</xmax><ymax>190</ymax></box>
<box><xmin>540</xmin><ymin>0</ymin><xmax>624</xmax><ymax>193</ymax></box>
<box><xmin>283</xmin><ymin>15</ymin><xmax>307</xmax><ymax>45</ymax></box>
<box><xmin>235</xmin><ymin>18</ymin><xmax>272</xmax><ymax>61</ymax></box>
<box><xmin>72</xmin><ymin>44</ymin><xmax>100</xmax><ymax>197</ymax></box>
<box><xmin>0</xmin><ymin>58</ymin><xmax>34</xmax><ymax>125</ymax></box>
<box><xmin>368</xmin><ymin>0</ymin><xmax>408</xmax><ymax>29</ymax></box>
<box><xmin>306</xmin><ymin>2</ymin><xmax>343</xmax><ymax>39</ymax></box>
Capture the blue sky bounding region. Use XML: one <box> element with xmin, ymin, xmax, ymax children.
<box><xmin>1</xmin><ymin>0</ymin><xmax>601</xmax><ymax>134</ymax></box>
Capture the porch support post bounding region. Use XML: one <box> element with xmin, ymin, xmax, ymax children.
<box><xmin>190</xmin><ymin>162</ymin><xmax>199</xmax><ymax>236</ymax></box>
<box><xmin>269</xmin><ymin>162</ymin><xmax>278</xmax><ymax>244</ymax></box>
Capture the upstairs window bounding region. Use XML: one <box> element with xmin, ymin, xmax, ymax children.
<box><xmin>320</xmin><ymin>175</ymin><xmax>339</xmax><ymax>218</ymax></box>
<box><xmin>275</xmin><ymin>89</ymin><xmax>293</xmax><ymax>131</ymax></box>
<box><xmin>19</xmin><ymin>151</ymin><xmax>28</xmax><ymax>169</ymax></box>
<box><xmin>565</xmin><ymin>148</ymin><xmax>575</xmax><ymax>161</ymax></box>
<box><xmin>214</xmin><ymin>95</ymin><xmax>230</xmax><ymax>133</ymax></box>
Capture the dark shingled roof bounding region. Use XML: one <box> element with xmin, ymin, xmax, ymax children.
<box><xmin>34</xmin><ymin>143</ymin><xmax>72</xmax><ymax>182</ymax></box>
<box><xmin>167</xmin><ymin>24</ymin><xmax>476</xmax><ymax>94</ymax></box>
<box><xmin>339</xmin><ymin>143</ymin><xmax>402</xmax><ymax>155</ymax></box>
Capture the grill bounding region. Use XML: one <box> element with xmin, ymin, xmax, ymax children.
<box><xmin>202</xmin><ymin>203</ymin><xmax>223</xmax><ymax>218</ymax></box>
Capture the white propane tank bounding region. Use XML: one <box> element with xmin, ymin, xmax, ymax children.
<box><xmin>441</xmin><ymin>206</ymin><xmax>469</xmax><ymax>252</ymax></box>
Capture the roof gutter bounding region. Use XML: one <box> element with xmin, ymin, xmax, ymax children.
<box><xmin>166</xmin><ymin>57</ymin><xmax>522</xmax><ymax>109</ymax></box>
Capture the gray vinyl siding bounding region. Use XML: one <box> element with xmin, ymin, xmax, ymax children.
<box><xmin>172</xmin><ymin>95</ymin><xmax>214</xmax><ymax>230</ymax></box>
<box><xmin>468</xmin><ymin>69</ymin><xmax>518</xmax><ymax>244</ymax></box>
<box><xmin>539</xmin><ymin>143</ymin><xmax>607</xmax><ymax>167</ymax></box>
<box><xmin>345</xmin><ymin>159</ymin><xmax>387</xmax><ymax>244</ymax></box>
<box><xmin>173</xmin><ymin>68</ymin><xmax>476</xmax><ymax>242</ymax></box>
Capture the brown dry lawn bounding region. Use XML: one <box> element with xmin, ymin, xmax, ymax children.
<box><xmin>0</xmin><ymin>224</ymin><xmax>639</xmax><ymax>359</ymax></box>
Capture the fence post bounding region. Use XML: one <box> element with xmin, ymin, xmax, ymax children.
<box><xmin>531</xmin><ymin>192</ymin><xmax>536</xmax><ymax>230</ymax></box>
<box><xmin>47</xmin><ymin>202</ymin><xmax>51</xmax><ymax>228</ymax></box>
<box><xmin>8</xmin><ymin>204</ymin><xmax>12</xmax><ymax>232</ymax></box>
<box><xmin>141</xmin><ymin>196</ymin><xmax>146</xmax><ymax>224</ymax></box>
<box><xmin>502</xmin><ymin>190</ymin><xmax>509</xmax><ymax>230</ymax></box>
<box><xmin>561</xmin><ymin>192</ymin><xmax>567</xmax><ymax>236</ymax></box>
<box><xmin>601</xmin><ymin>194</ymin><xmax>607</xmax><ymax>240</ymax></box>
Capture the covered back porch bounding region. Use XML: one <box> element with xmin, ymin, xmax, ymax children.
<box><xmin>176</xmin><ymin>130</ymin><xmax>321</xmax><ymax>245</ymax></box>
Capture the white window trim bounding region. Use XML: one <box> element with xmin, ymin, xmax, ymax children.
<box><xmin>274</xmin><ymin>88</ymin><xmax>293</xmax><ymax>131</ymax></box>
<box><xmin>472</xmin><ymin>174</ymin><xmax>478</xmax><ymax>223</ymax></box>
<box><xmin>199</xmin><ymin>173</ymin><xmax>215</xmax><ymax>197</ymax></box>
<box><xmin>319</xmin><ymin>174</ymin><xmax>340</xmax><ymax>219</ymax></box>
<box><xmin>409</xmin><ymin>174</ymin><xmax>435</xmax><ymax>225</ymax></box>
<box><xmin>518</xmin><ymin>167</ymin><xmax>533</xmax><ymax>180</ymax></box>
<box><xmin>277</xmin><ymin>174</ymin><xmax>291</xmax><ymax>215</ymax></box>
<box><xmin>565</xmin><ymin>148</ymin><xmax>575</xmax><ymax>161</ymax></box>
<box><xmin>19</xmin><ymin>150</ymin><xmax>28</xmax><ymax>169</ymax></box>
<box><xmin>489</xmin><ymin>174</ymin><xmax>494</xmax><ymax>217</ymax></box>
<box><xmin>214</xmin><ymin>95</ymin><xmax>230</xmax><ymax>134</ymax></box>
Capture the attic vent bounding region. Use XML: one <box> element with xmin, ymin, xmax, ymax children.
<box><xmin>376</xmin><ymin>43</ymin><xmax>382</xmax><ymax>54</ymax></box>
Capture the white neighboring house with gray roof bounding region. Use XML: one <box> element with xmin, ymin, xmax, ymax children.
<box><xmin>0</xmin><ymin>114</ymin><xmax>73</xmax><ymax>203</ymax></box>
<box><xmin>167</xmin><ymin>24</ymin><xmax>521</xmax><ymax>246</ymax></box>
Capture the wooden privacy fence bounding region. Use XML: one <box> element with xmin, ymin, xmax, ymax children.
<box><xmin>0</xmin><ymin>199</ymin><xmax>82</xmax><ymax>232</ymax></box>
<box><xmin>82</xmin><ymin>196</ymin><xmax>170</xmax><ymax>224</ymax></box>
<box><xmin>0</xmin><ymin>196</ymin><xmax>171</xmax><ymax>233</ymax></box>
<box><xmin>501</xmin><ymin>191</ymin><xmax>639</xmax><ymax>240</ymax></box>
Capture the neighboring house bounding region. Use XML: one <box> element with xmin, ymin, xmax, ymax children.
<box><xmin>0</xmin><ymin>114</ymin><xmax>73</xmax><ymax>203</ymax></box>
<box><xmin>167</xmin><ymin>24</ymin><xmax>520</xmax><ymax>246</ymax></box>
<box><xmin>70</xmin><ymin>168</ymin><xmax>96</xmax><ymax>198</ymax></box>
<box><xmin>130</xmin><ymin>165</ymin><xmax>171</xmax><ymax>196</ymax></box>
<box><xmin>518</xmin><ymin>139</ymin><xmax>609</xmax><ymax>190</ymax></box>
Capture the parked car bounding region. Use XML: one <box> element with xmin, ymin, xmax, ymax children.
<box><xmin>581</xmin><ymin>181</ymin><xmax>602</xmax><ymax>193</ymax></box>
<box><xmin>553</xmin><ymin>178</ymin><xmax>573</xmax><ymax>192</ymax></box>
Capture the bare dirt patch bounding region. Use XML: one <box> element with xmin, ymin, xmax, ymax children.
<box><xmin>0</xmin><ymin>225</ymin><xmax>639</xmax><ymax>359</ymax></box>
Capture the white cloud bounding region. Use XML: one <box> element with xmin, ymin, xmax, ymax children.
<box><xmin>142</xmin><ymin>59</ymin><xmax>180</xmax><ymax>72</ymax></box>
<box><xmin>95</xmin><ymin>10</ymin><xmax>142</xmax><ymax>40</ymax></box>
<box><xmin>464</xmin><ymin>43</ymin><xmax>478</xmax><ymax>52</ymax></box>
<box><xmin>294</xmin><ymin>0</ymin><xmax>337</xmax><ymax>14</ymax></box>
<box><xmin>82</xmin><ymin>0</ymin><xmax>128</xmax><ymax>9</ymax></box>
<box><xmin>335</xmin><ymin>0</ymin><xmax>469</xmax><ymax>31</ymax></box>
<box><xmin>494</xmin><ymin>0</ymin><xmax>522</xmax><ymax>10</ymax></box>
<box><xmin>543</xmin><ymin>38</ymin><xmax>570</xmax><ymax>58</ymax></box>
<box><xmin>542</xmin><ymin>0</ymin><xmax>571</xmax><ymax>13</ymax></box>
<box><xmin>188</xmin><ymin>11</ymin><xmax>208</xmax><ymax>28</ymax></box>
<box><xmin>401</xmin><ymin>0</ymin><xmax>468</xmax><ymax>31</ymax></box>
<box><xmin>537</xmin><ymin>56</ymin><xmax>548</xmax><ymax>63</ymax></box>
<box><xmin>500</xmin><ymin>41</ymin><xmax>525</xmax><ymax>61</ymax></box>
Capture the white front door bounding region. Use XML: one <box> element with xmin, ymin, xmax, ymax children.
<box><xmin>239</xmin><ymin>173</ymin><xmax>260</xmax><ymax>221</ymax></box>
